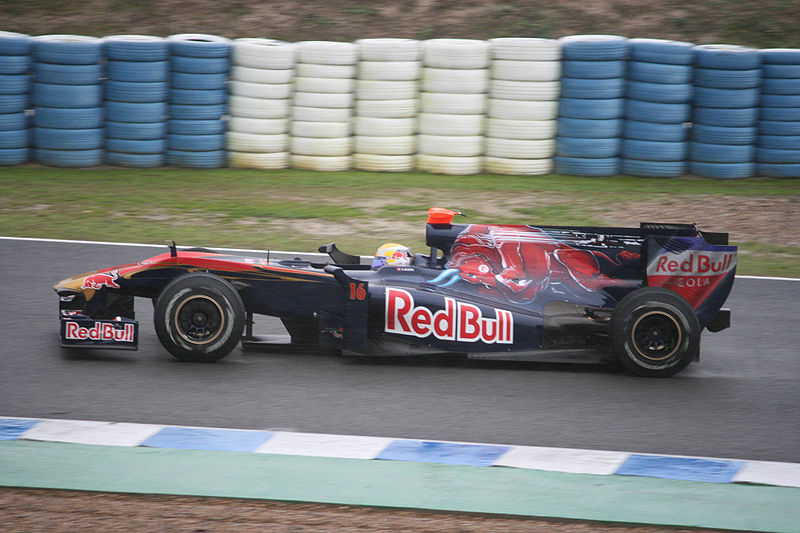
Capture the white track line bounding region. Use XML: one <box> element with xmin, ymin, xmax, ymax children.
<box><xmin>1</xmin><ymin>236</ymin><xmax>798</xmax><ymax>281</ymax></box>
<box><xmin>735</xmin><ymin>275</ymin><xmax>800</xmax><ymax>282</ymax></box>
<box><xmin>0</xmin><ymin>235</ymin><xmax>329</xmax><ymax>259</ymax></box>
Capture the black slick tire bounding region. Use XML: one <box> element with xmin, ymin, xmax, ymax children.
<box><xmin>154</xmin><ymin>273</ymin><xmax>245</xmax><ymax>362</ymax></box>
<box><xmin>611</xmin><ymin>287</ymin><xmax>700</xmax><ymax>377</ymax></box>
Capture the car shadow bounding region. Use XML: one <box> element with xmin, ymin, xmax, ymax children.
<box><xmin>341</xmin><ymin>352</ymin><xmax>625</xmax><ymax>375</ymax></box>
<box><xmin>61</xmin><ymin>348</ymin><xmax>140</xmax><ymax>363</ymax></box>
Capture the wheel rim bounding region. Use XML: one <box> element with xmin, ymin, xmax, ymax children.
<box><xmin>630</xmin><ymin>310</ymin><xmax>682</xmax><ymax>363</ymax></box>
<box><xmin>174</xmin><ymin>295</ymin><xmax>225</xmax><ymax>345</ymax></box>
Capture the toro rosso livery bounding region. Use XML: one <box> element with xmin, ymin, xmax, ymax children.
<box><xmin>54</xmin><ymin>208</ymin><xmax>736</xmax><ymax>377</ymax></box>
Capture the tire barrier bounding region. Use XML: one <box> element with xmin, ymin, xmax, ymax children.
<box><xmin>757</xmin><ymin>48</ymin><xmax>800</xmax><ymax>178</ymax></box>
<box><xmin>418</xmin><ymin>39</ymin><xmax>489</xmax><ymax>175</ymax></box>
<box><xmin>485</xmin><ymin>38</ymin><xmax>560</xmax><ymax>175</ymax></box>
<box><xmin>167</xmin><ymin>34</ymin><xmax>230</xmax><ymax>168</ymax></box>
<box><xmin>2</xmin><ymin>30</ymin><xmax>799</xmax><ymax>180</ymax></box>
<box><xmin>353</xmin><ymin>38</ymin><xmax>420</xmax><ymax>172</ymax></box>
<box><xmin>622</xmin><ymin>39</ymin><xmax>694</xmax><ymax>178</ymax></box>
<box><xmin>0</xmin><ymin>31</ymin><xmax>31</xmax><ymax>165</ymax></box>
<box><xmin>227</xmin><ymin>39</ymin><xmax>295</xmax><ymax>169</ymax></box>
<box><xmin>690</xmin><ymin>44</ymin><xmax>761</xmax><ymax>179</ymax></box>
<box><xmin>556</xmin><ymin>35</ymin><xmax>628</xmax><ymax>177</ymax></box>
<box><xmin>290</xmin><ymin>41</ymin><xmax>356</xmax><ymax>171</ymax></box>
<box><xmin>104</xmin><ymin>35</ymin><xmax>169</xmax><ymax>167</ymax></box>
<box><xmin>32</xmin><ymin>35</ymin><xmax>103</xmax><ymax>167</ymax></box>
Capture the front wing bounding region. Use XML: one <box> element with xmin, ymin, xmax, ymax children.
<box><xmin>60</xmin><ymin>311</ymin><xmax>139</xmax><ymax>350</ymax></box>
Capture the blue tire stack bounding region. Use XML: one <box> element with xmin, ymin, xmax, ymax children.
<box><xmin>104</xmin><ymin>35</ymin><xmax>169</xmax><ymax>167</ymax></box>
<box><xmin>622</xmin><ymin>39</ymin><xmax>694</xmax><ymax>178</ymax></box>
<box><xmin>757</xmin><ymin>48</ymin><xmax>800</xmax><ymax>178</ymax></box>
<box><xmin>167</xmin><ymin>34</ymin><xmax>230</xmax><ymax>168</ymax></box>
<box><xmin>32</xmin><ymin>35</ymin><xmax>104</xmax><ymax>167</ymax></box>
<box><xmin>0</xmin><ymin>31</ymin><xmax>32</xmax><ymax>166</ymax></box>
<box><xmin>555</xmin><ymin>35</ymin><xmax>628</xmax><ymax>177</ymax></box>
<box><xmin>689</xmin><ymin>45</ymin><xmax>761</xmax><ymax>179</ymax></box>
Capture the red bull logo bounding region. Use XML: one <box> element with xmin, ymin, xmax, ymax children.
<box><xmin>65</xmin><ymin>321</ymin><xmax>135</xmax><ymax>342</ymax></box>
<box><xmin>649</xmin><ymin>250</ymin><xmax>736</xmax><ymax>277</ymax></box>
<box><xmin>82</xmin><ymin>270</ymin><xmax>121</xmax><ymax>290</ymax></box>
<box><xmin>648</xmin><ymin>249</ymin><xmax>737</xmax><ymax>309</ymax></box>
<box><xmin>434</xmin><ymin>224</ymin><xmax>640</xmax><ymax>305</ymax></box>
<box><xmin>385</xmin><ymin>288</ymin><xmax>513</xmax><ymax>344</ymax></box>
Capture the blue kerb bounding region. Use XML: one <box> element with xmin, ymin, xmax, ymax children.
<box><xmin>141</xmin><ymin>427</ymin><xmax>273</xmax><ymax>453</ymax></box>
<box><xmin>377</xmin><ymin>440</ymin><xmax>511</xmax><ymax>467</ymax></box>
<box><xmin>616</xmin><ymin>454</ymin><xmax>745</xmax><ymax>483</ymax></box>
<box><xmin>0</xmin><ymin>418</ymin><xmax>39</xmax><ymax>441</ymax></box>
<box><xmin>0</xmin><ymin>416</ymin><xmax>770</xmax><ymax>486</ymax></box>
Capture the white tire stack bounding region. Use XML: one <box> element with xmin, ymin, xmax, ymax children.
<box><xmin>486</xmin><ymin>38</ymin><xmax>561</xmax><ymax>175</ymax></box>
<box><xmin>417</xmin><ymin>39</ymin><xmax>490</xmax><ymax>175</ymax></box>
<box><xmin>353</xmin><ymin>38</ymin><xmax>420</xmax><ymax>172</ymax></box>
<box><xmin>227</xmin><ymin>39</ymin><xmax>296</xmax><ymax>169</ymax></box>
<box><xmin>290</xmin><ymin>41</ymin><xmax>357</xmax><ymax>171</ymax></box>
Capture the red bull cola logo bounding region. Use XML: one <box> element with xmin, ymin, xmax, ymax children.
<box><xmin>385</xmin><ymin>288</ymin><xmax>513</xmax><ymax>344</ymax></box>
<box><xmin>649</xmin><ymin>250</ymin><xmax>736</xmax><ymax>277</ymax></box>
<box><xmin>648</xmin><ymin>249</ymin><xmax>737</xmax><ymax>309</ymax></box>
<box><xmin>82</xmin><ymin>270</ymin><xmax>121</xmax><ymax>290</ymax></box>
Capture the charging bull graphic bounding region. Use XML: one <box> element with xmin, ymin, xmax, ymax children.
<box><xmin>428</xmin><ymin>225</ymin><xmax>641</xmax><ymax>305</ymax></box>
<box><xmin>81</xmin><ymin>270</ymin><xmax>121</xmax><ymax>290</ymax></box>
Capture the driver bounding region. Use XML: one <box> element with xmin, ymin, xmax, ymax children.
<box><xmin>372</xmin><ymin>243</ymin><xmax>413</xmax><ymax>269</ymax></box>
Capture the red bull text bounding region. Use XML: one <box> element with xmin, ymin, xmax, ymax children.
<box><xmin>385</xmin><ymin>288</ymin><xmax>513</xmax><ymax>344</ymax></box>
<box><xmin>649</xmin><ymin>250</ymin><xmax>736</xmax><ymax>277</ymax></box>
<box><xmin>648</xmin><ymin>249</ymin><xmax>737</xmax><ymax>309</ymax></box>
<box><xmin>65</xmin><ymin>321</ymin><xmax>135</xmax><ymax>342</ymax></box>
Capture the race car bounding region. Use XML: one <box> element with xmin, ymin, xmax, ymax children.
<box><xmin>53</xmin><ymin>208</ymin><xmax>736</xmax><ymax>377</ymax></box>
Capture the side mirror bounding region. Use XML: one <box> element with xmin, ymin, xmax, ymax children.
<box><xmin>318</xmin><ymin>243</ymin><xmax>362</xmax><ymax>265</ymax></box>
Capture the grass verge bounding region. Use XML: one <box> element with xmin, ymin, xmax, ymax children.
<box><xmin>1</xmin><ymin>166</ymin><xmax>798</xmax><ymax>277</ymax></box>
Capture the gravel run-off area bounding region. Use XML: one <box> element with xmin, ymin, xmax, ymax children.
<box><xmin>2</xmin><ymin>487</ymin><xmax>726</xmax><ymax>532</ymax></box>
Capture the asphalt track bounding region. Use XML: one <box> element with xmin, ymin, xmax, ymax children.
<box><xmin>1</xmin><ymin>237</ymin><xmax>799</xmax><ymax>465</ymax></box>
<box><xmin>2</xmin><ymin>237</ymin><xmax>800</xmax><ymax>530</ymax></box>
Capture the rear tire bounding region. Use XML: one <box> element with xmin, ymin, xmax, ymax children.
<box><xmin>611</xmin><ymin>288</ymin><xmax>699</xmax><ymax>377</ymax></box>
<box><xmin>154</xmin><ymin>273</ymin><xmax>245</xmax><ymax>362</ymax></box>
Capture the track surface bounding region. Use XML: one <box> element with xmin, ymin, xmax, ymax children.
<box><xmin>1</xmin><ymin>239</ymin><xmax>798</xmax><ymax>463</ymax></box>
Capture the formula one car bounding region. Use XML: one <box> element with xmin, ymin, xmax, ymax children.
<box><xmin>54</xmin><ymin>208</ymin><xmax>736</xmax><ymax>377</ymax></box>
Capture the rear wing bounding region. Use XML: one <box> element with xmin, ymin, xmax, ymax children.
<box><xmin>643</xmin><ymin>223</ymin><xmax>736</xmax><ymax>329</ymax></box>
<box><xmin>640</xmin><ymin>222</ymin><xmax>729</xmax><ymax>245</ymax></box>
<box><xmin>424</xmin><ymin>220</ymin><xmax>731</xmax><ymax>267</ymax></box>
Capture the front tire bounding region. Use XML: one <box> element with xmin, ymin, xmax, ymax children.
<box><xmin>611</xmin><ymin>288</ymin><xmax>700</xmax><ymax>377</ymax></box>
<box><xmin>154</xmin><ymin>273</ymin><xmax>245</xmax><ymax>362</ymax></box>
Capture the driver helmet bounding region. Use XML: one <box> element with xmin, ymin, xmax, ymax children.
<box><xmin>372</xmin><ymin>243</ymin><xmax>413</xmax><ymax>269</ymax></box>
